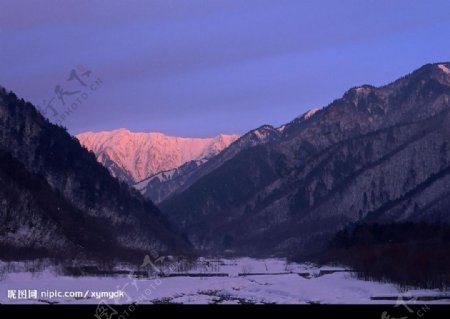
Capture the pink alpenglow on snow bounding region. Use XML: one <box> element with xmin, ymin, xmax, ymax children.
<box><xmin>76</xmin><ymin>128</ymin><xmax>240</xmax><ymax>183</ymax></box>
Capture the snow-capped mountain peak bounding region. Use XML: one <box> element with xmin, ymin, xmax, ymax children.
<box><xmin>76</xmin><ymin>129</ymin><xmax>240</xmax><ymax>183</ymax></box>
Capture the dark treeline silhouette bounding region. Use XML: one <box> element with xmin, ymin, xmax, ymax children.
<box><xmin>317</xmin><ymin>222</ymin><xmax>450</xmax><ymax>289</ymax></box>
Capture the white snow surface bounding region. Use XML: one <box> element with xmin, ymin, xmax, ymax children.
<box><xmin>253</xmin><ymin>129</ymin><xmax>268</xmax><ymax>140</ymax></box>
<box><xmin>296</xmin><ymin>108</ymin><xmax>319</xmax><ymax>121</ymax></box>
<box><xmin>438</xmin><ymin>64</ymin><xmax>450</xmax><ymax>74</ymax></box>
<box><xmin>133</xmin><ymin>169</ymin><xmax>176</xmax><ymax>191</ymax></box>
<box><xmin>276</xmin><ymin>125</ymin><xmax>286</xmax><ymax>133</ymax></box>
<box><xmin>1</xmin><ymin>258</ymin><xmax>449</xmax><ymax>305</ymax></box>
<box><xmin>304</xmin><ymin>108</ymin><xmax>319</xmax><ymax>119</ymax></box>
<box><xmin>76</xmin><ymin>129</ymin><xmax>240</xmax><ymax>182</ymax></box>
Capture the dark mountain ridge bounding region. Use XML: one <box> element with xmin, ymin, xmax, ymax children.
<box><xmin>161</xmin><ymin>62</ymin><xmax>450</xmax><ymax>257</ymax></box>
<box><xmin>0</xmin><ymin>88</ymin><xmax>191</xmax><ymax>262</ymax></box>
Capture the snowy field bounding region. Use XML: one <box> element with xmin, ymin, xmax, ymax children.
<box><xmin>1</xmin><ymin>258</ymin><xmax>449</xmax><ymax>305</ymax></box>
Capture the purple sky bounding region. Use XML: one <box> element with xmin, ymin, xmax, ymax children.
<box><xmin>1</xmin><ymin>0</ymin><xmax>450</xmax><ymax>137</ymax></box>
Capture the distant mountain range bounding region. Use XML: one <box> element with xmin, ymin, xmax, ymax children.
<box><xmin>76</xmin><ymin>129</ymin><xmax>239</xmax><ymax>185</ymax></box>
<box><xmin>0</xmin><ymin>89</ymin><xmax>191</xmax><ymax>262</ymax></box>
<box><xmin>133</xmin><ymin>124</ymin><xmax>283</xmax><ymax>203</ymax></box>
<box><xmin>76</xmin><ymin>63</ymin><xmax>450</xmax><ymax>259</ymax></box>
<box><xmin>3</xmin><ymin>62</ymin><xmax>450</xmax><ymax>262</ymax></box>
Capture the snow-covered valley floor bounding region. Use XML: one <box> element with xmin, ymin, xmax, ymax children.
<box><xmin>1</xmin><ymin>258</ymin><xmax>449</xmax><ymax>304</ymax></box>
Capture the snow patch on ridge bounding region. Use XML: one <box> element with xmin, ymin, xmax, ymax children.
<box><xmin>296</xmin><ymin>108</ymin><xmax>319</xmax><ymax>121</ymax></box>
<box><xmin>277</xmin><ymin>125</ymin><xmax>286</xmax><ymax>133</ymax></box>
<box><xmin>438</xmin><ymin>64</ymin><xmax>450</xmax><ymax>74</ymax></box>
<box><xmin>134</xmin><ymin>169</ymin><xmax>176</xmax><ymax>191</ymax></box>
<box><xmin>253</xmin><ymin>129</ymin><xmax>267</xmax><ymax>140</ymax></box>
<box><xmin>304</xmin><ymin>108</ymin><xmax>319</xmax><ymax>119</ymax></box>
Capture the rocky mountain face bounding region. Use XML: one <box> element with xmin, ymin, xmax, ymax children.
<box><xmin>137</xmin><ymin>124</ymin><xmax>282</xmax><ymax>203</ymax></box>
<box><xmin>0</xmin><ymin>89</ymin><xmax>191</xmax><ymax>262</ymax></box>
<box><xmin>161</xmin><ymin>63</ymin><xmax>450</xmax><ymax>257</ymax></box>
<box><xmin>76</xmin><ymin>129</ymin><xmax>239</xmax><ymax>184</ymax></box>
